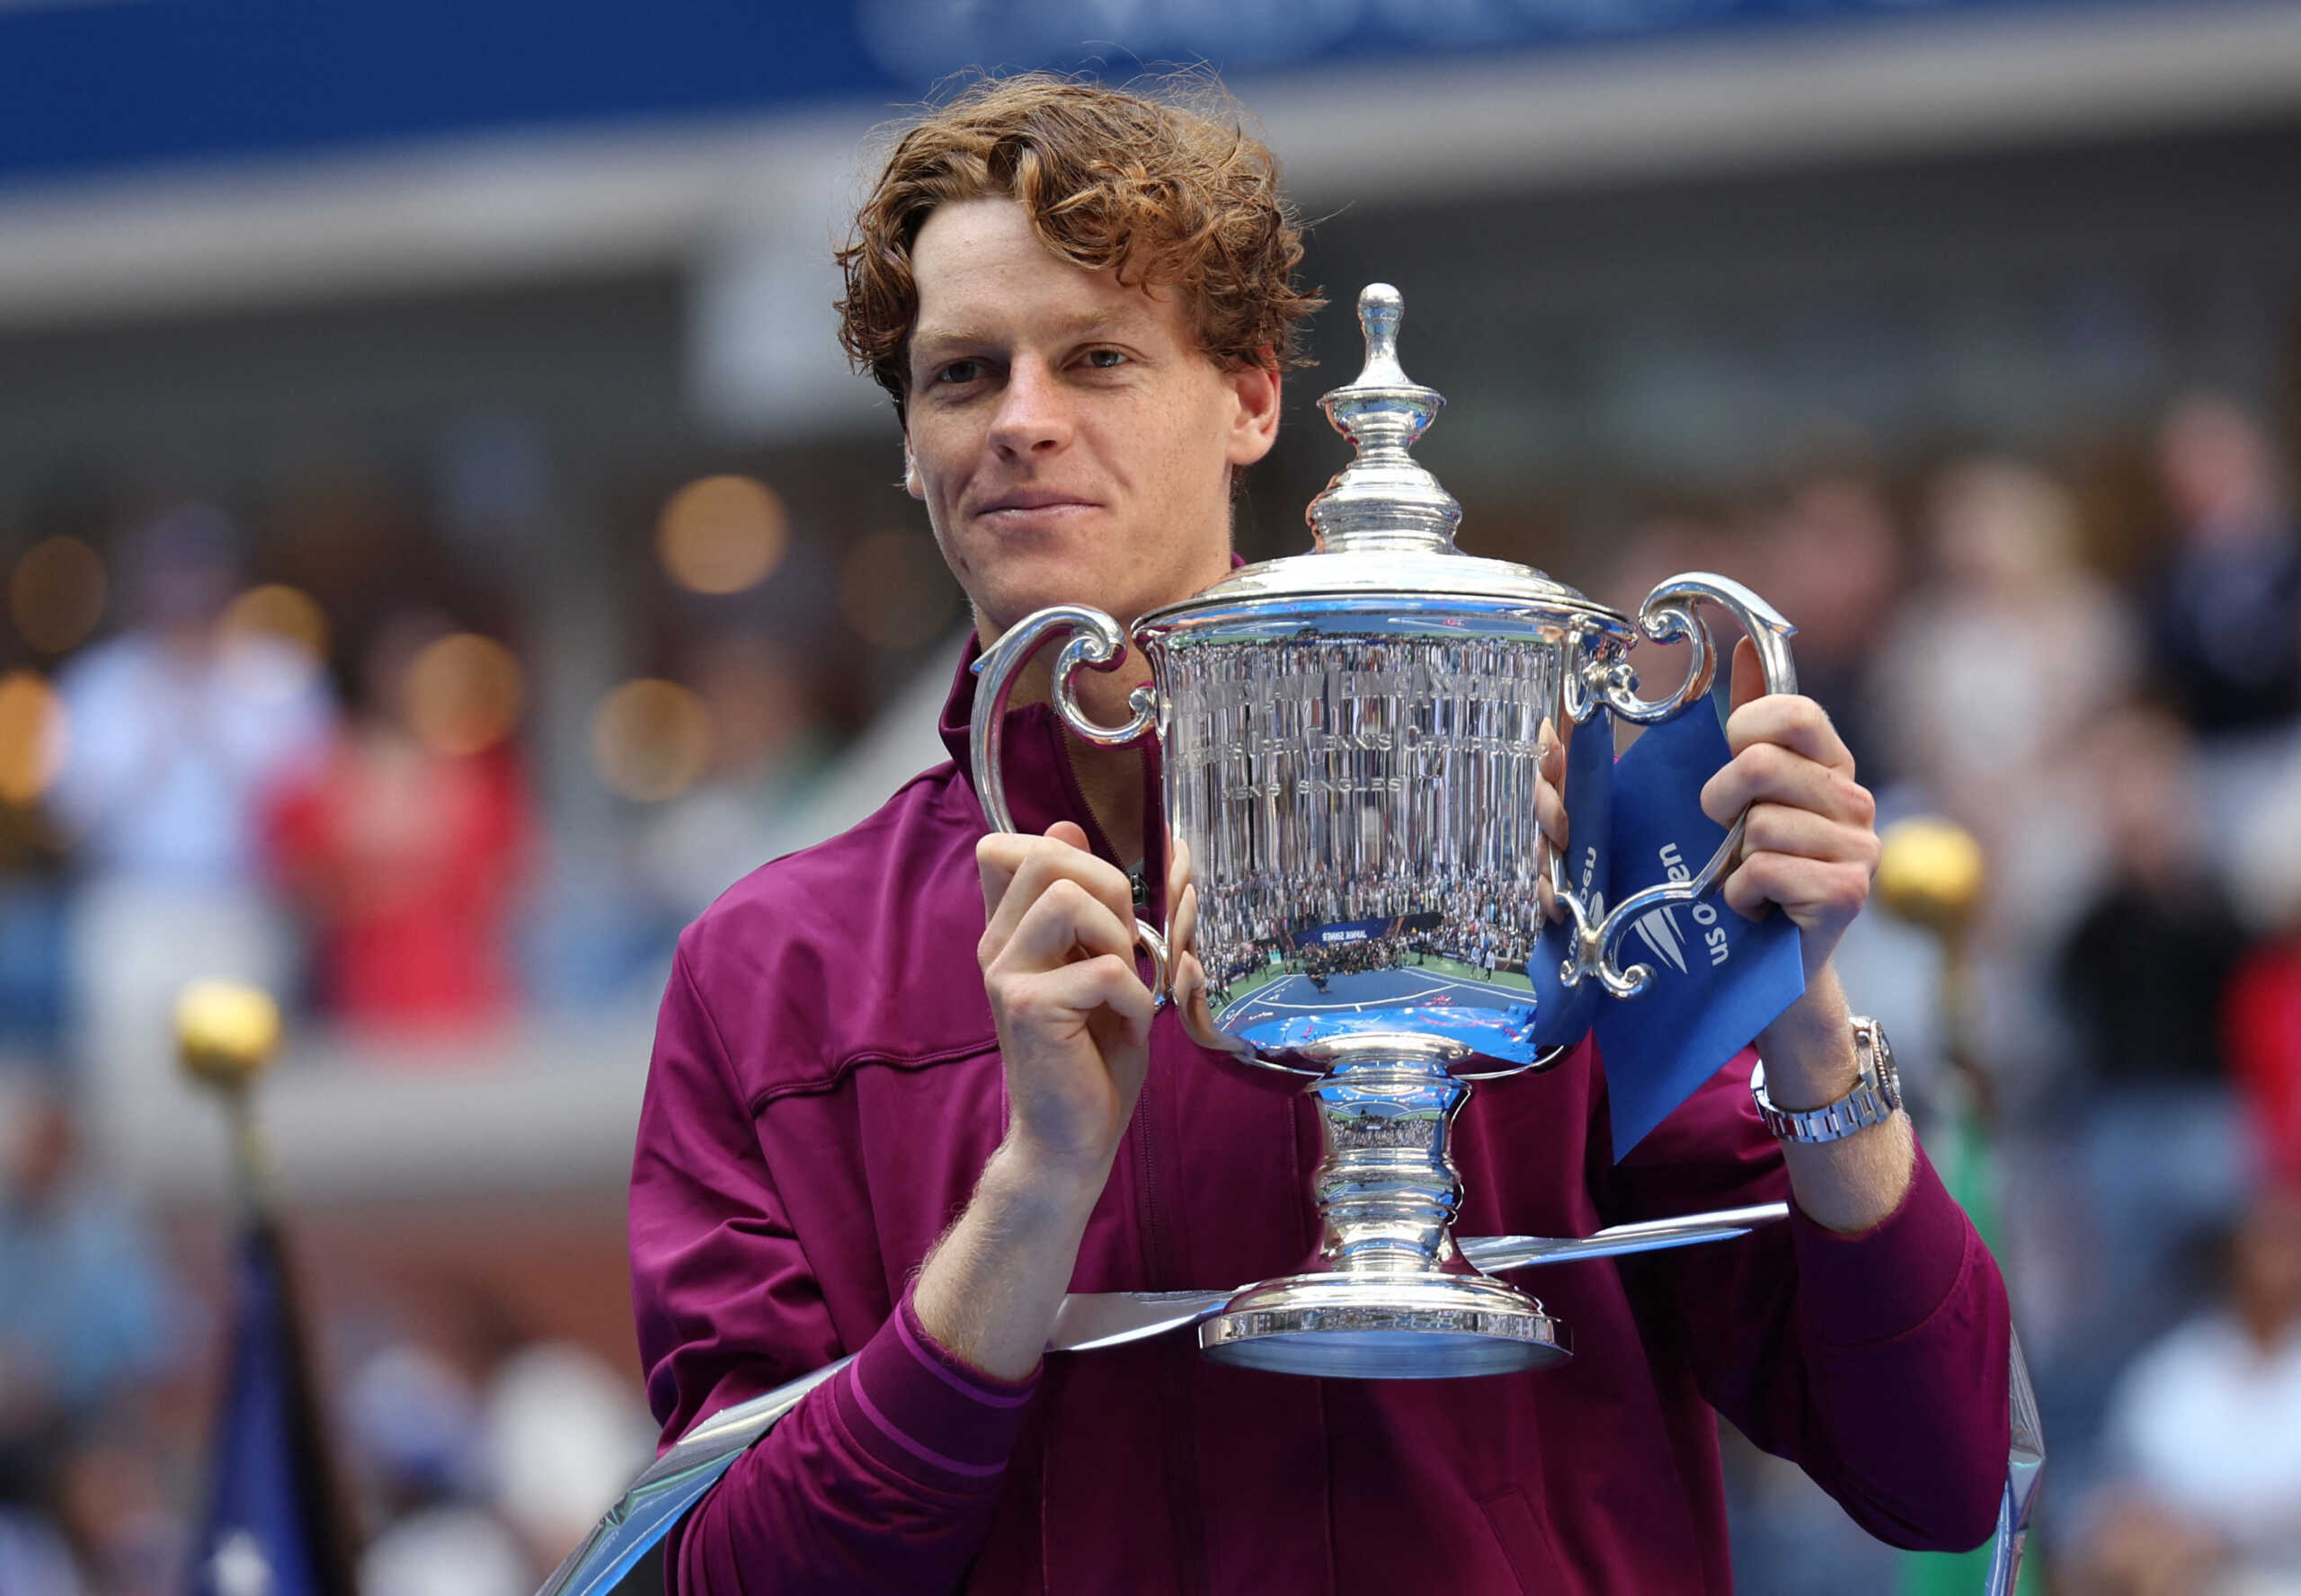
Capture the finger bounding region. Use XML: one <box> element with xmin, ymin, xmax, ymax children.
<box><xmin>1173</xmin><ymin>882</ymin><xmax>1199</xmax><ymax>959</ymax></box>
<box><xmin>1164</xmin><ymin>829</ymin><xmax>1194</xmax><ymax>913</ymax></box>
<box><xmin>1728</xmin><ymin>635</ymin><xmax>1767</xmax><ymax>717</ymax></box>
<box><xmin>979</xmin><ymin>820</ymin><xmax>1097</xmax><ymax>919</ymax></box>
<box><xmin>1173</xmin><ymin>948</ymin><xmax>1208</xmax><ymax>1018</ymax></box>
<box><xmin>1533</xmin><ymin>716</ymin><xmax>1570</xmax><ymax>858</ymax></box>
<box><xmin>1701</xmin><ymin>743</ymin><xmax>1875</xmax><ymax>831</ymax></box>
<box><xmin>1724</xmin><ymin>852</ymin><xmax>1873</xmax><ymax>928</ymax></box>
<box><xmin>981</xmin><ymin>829</ymin><xmax>1136</xmax><ymax>952</ymax></box>
<box><xmin>992</xmin><ymin>875</ymin><xmax>1140</xmax><ymax>976</ymax></box>
<box><xmin>1002</xmin><ymin>952</ymin><xmax>1157</xmax><ymax>1049</ymax></box>
<box><xmin>1535</xmin><ymin>771</ymin><xmax>1569</xmax><ymax>855</ymax></box>
<box><xmin>976</xmin><ymin>830</ymin><xmax>1031</xmax><ymax>923</ymax></box>
<box><xmin>1738</xmin><ymin>802</ymin><xmax>1884</xmax><ymax>867</ymax></box>
<box><xmin>1723</xmin><ymin>688</ymin><xmax>1853</xmax><ymax>776</ymax></box>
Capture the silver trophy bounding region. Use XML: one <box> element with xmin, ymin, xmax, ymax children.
<box><xmin>971</xmin><ymin>284</ymin><xmax>1798</xmax><ymax>1379</ymax></box>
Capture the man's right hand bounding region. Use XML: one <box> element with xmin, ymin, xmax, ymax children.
<box><xmin>912</xmin><ymin>820</ymin><xmax>1157</xmax><ymax>1381</ymax></box>
<box><xmin>973</xmin><ymin>820</ymin><xmax>1158</xmax><ymax>1183</ymax></box>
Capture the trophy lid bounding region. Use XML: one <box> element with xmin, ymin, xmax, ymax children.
<box><xmin>1137</xmin><ymin>283</ymin><xmax>1617</xmax><ymax>634</ymax></box>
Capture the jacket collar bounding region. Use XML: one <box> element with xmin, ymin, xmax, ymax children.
<box><xmin>937</xmin><ymin>631</ymin><xmax>1100</xmax><ymax>847</ymax></box>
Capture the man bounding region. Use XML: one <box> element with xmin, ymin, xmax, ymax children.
<box><xmin>629</xmin><ymin>74</ymin><xmax>2011</xmax><ymax>1592</ymax></box>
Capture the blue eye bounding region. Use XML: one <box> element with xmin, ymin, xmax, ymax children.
<box><xmin>1084</xmin><ymin>349</ymin><xmax>1128</xmax><ymax>369</ymax></box>
<box><xmin>936</xmin><ymin>359</ymin><xmax>983</xmax><ymax>385</ymax></box>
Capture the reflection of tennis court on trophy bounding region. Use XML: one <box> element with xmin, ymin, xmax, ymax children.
<box><xmin>1213</xmin><ymin>964</ymin><xmax>1542</xmax><ymax>1061</ymax></box>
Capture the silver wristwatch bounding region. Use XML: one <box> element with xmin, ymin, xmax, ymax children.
<box><xmin>1750</xmin><ymin>1015</ymin><xmax>1902</xmax><ymax>1144</ymax></box>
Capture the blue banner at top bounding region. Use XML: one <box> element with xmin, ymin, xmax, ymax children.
<box><xmin>0</xmin><ymin>0</ymin><xmax>2155</xmax><ymax>191</ymax></box>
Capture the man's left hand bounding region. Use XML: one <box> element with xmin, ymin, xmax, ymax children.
<box><xmin>1698</xmin><ymin>636</ymin><xmax>1879</xmax><ymax>986</ymax></box>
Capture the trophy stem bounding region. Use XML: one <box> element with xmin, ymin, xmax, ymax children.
<box><xmin>1310</xmin><ymin>1051</ymin><xmax>1471</xmax><ymax>1275</ymax></box>
<box><xmin>1199</xmin><ymin>1036</ymin><xmax>1571</xmax><ymax>1379</ymax></box>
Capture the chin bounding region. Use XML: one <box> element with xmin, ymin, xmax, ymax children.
<box><xmin>980</xmin><ymin>570</ymin><xmax>1143</xmax><ymax>634</ymax></box>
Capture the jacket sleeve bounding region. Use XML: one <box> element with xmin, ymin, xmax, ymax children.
<box><xmin>1601</xmin><ymin>1045</ymin><xmax>2012</xmax><ymax>1553</ymax></box>
<box><xmin>629</xmin><ymin>943</ymin><xmax>1036</xmax><ymax>1593</ymax></box>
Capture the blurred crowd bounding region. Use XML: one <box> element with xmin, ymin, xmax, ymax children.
<box><xmin>1601</xmin><ymin>392</ymin><xmax>2301</xmax><ymax>1595</ymax></box>
<box><xmin>0</xmin><ymin>382</ymin><xmax>2297</xmax><ymax>1591</ymax></box>
<box><xmin>0</xmin><ymin>473</ymin><xmax>840</xmax><ymax>1589</ymax></box>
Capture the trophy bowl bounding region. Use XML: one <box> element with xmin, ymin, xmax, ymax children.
<box><xmin>971</xmin><ymin>284</ymin><xmax>1796</xmax><ymax>1379</ymax></box>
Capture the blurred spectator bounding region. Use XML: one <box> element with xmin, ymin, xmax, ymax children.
<box><xmin>52</xmin><ymin>1428</ymin><xmax>183</xmax><ymax>1596</ymax></box>
<box><xmin>634</xmin><ymin>633</ymin><xmax>826</xmax><ymax>919</ymax></box>
<box><xmin>2228</xmin><ymin>795</ymin><xmax>2301</xmax><ymax>1189</ymax></box>
<box><xmin>349</xmin><ymin>1342</ymin><xmax>530</xmax><ymax>1596</ymax></box>
<box><xmin>48</xmin><ymin>504</ymin><xmax>334</xmax><ymax>886</ymax></box>
<box><xmin>0</xmin><ymin>1074</ymin><xmax>180</xmax><ymax>1590</ymax></box>
<box><xmin>47</xmin><ymin>503</ymin><xmax>335</xmax><ymax>1170</ymax></box>
<box><xmin>2079</xmin><ymin>1191</ymin><xmax>2301</xmax><ymax>1592</ymax></box>
<box><xmin>479</xmin><ymin>1341</ymin><xmax>653</xmax><ymax>1575</ymax></box>
<box><xmin>266</xmin><ymin>612</ymin><xmax>533</xmax><ymax>1037</ymax></box>
<box><xmin>2056</xmin><ymin>702</ymin><xmax>2251</xmax><ymax>1089</ymax></box>
<box><xmin>2056</xmin><ymin>702</ymin><xmax>2255</xmax><ymax>1357</ymax></box>
<box><xmin>0</xmin><ymin>1509</ymin><xmax>84</xmax><ymax>1595</ymax></box>
<box><xmin>2148</xmin><ymin>394</ymin><xmax>2301</xmax><ymax>739</ymax></box>
<box><xmin>1872</xmin><ymin>457</ymin><xmax>2137</xmax><ymax>946</ymax></box>
<box><xmin>1755</xmin><ymin>471</ymin><xmax>1902</xmax><ymax>780</ymax></box>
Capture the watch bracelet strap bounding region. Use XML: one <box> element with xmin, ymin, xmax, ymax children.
<box><xmin>1751</xmin><ymin>1018</ymin><xmax>1899</xmax><ymax>1144</ymax></box>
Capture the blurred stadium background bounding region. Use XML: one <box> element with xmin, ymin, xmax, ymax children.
<box><xmin>3</xmin><ymin>1</ymin><xmax>2300</xmax><ymax>1592</ymax></box>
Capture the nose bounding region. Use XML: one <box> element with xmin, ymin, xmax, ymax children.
<box><xmin>986</xmin><ymin>356</ymin><xmax>1073</xmax><ymax>460</ymax></box>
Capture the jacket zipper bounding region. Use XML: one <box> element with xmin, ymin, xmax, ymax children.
<box><xmin>1057</xmin><ymin>720</ymin><xmax>1207</xmax><ymax>1593</ymax></box>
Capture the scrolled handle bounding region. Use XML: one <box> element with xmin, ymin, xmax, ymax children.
<box><xmin>968</xmin><ymin>606</ymin><xmax>1170</xmax><ymax>1005</ymax></box>
<box><xmin>1562</xmin><ymin>573</ymin><xmax>1798</xmax><ymax>998</ymax></box>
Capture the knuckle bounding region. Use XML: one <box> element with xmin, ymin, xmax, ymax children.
<box><xmin>1746</xmin><ymin>740</ymin><xmax>1793</xmax><ymax>782</ymax></box>
<box><xmin>1844</xmin><ymin>778</ymin><xmax>1878</xmax><ymax>827</ymax></box>
<box><xmin>1743</xmin><ymin>804</ymin><xmax>1791</xmax><ymax>853</ymax></box>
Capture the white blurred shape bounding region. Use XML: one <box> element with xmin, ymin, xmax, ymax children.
<box><xmin>689</xmin><ymin>171</ymin><xmax>885</xmax><ymax>439</ymax></box>
<box><xmin>360</xmin><ymin>1507</ymin><xmax>534</xmax><ymax>1596</ymax></box>
<box><xmin>481</xmin><ymin>1342</ymin><xmax>656</xmax><ymax>1566</ymax></box>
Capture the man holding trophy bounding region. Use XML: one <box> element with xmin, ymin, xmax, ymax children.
<box><xmin>628</xmin><ymin>74</ymin><xmax>2013</xmax><ymax>1592</ymax></box>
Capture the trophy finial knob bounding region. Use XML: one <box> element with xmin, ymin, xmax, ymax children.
<box><xmin>1357</xmin><ymin>283</ymin><xmax>1406</xmax><ymax>383</ymax></box>
<box><xmin>1309</xmin><ymin>283</ymin><xmax>1461</xmax><ymax>554</ymax></box>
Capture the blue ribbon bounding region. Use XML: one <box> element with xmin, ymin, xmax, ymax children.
<box><xmin>1529</xmin><ymin>702</ymin><xmax>1806</xmax><ymax>1160</ymax></box>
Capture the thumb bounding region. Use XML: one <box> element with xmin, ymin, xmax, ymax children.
<box><xmin>1728</xmin><ymin>635</ymin><xmax>1766</xmax><ymax>715</ymax></box>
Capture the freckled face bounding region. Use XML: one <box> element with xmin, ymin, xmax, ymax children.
<box><xmin>902</xmin><ymin>197</ymin><xmax>1279</xmax><ymax>642</ymax></box>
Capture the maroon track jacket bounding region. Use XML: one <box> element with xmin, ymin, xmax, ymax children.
<box><xmin>627</xmin><ymin>641</ymin><xmax>2012</xmax><ymax>1593</ymax></box>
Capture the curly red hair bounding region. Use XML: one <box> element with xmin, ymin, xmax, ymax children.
<box><xmin>836</xmin><ymin>73</ymin><xmax>1322</xmax><ymax>418</ymax></box>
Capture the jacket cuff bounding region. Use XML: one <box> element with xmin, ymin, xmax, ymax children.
<box><xmin>1791</xmin><ymin>1138</ymin><xmax>1977</xmax><ymax>1349</ymax></box>
<box><xmin>831</xmin><ymin>1284</ymin><xmax>1039</xmax><ymax>1493</ymax></box>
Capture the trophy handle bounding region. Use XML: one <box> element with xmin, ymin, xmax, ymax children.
<box><xmin>968</xmin><ymin>605</ymin><xmax>1170</xmax><ymax>1006</ymax></box>
<box><xmin>1562</xmin><ymin>573</ymin><xmax>1798</xmax><ymax>998</ymax></box>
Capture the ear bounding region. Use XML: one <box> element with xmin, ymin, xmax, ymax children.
<box><xmin>902</xmin><ymin>435</ymin><xmax>924</xmax><ymax>500</ymax></box>
<box><xmin>1222</xmin><ymin>359</ymin><xmax>1282</xmax><ymax>469</ymax></box>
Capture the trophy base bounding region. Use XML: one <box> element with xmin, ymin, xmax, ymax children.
<box><xmin>1198</xmin><ymin>1271</ymin><xmax>1570</xmax><ymax>1379</ymax></box>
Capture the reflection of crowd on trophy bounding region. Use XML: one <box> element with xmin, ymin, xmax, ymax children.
<box><xmin>1170</xmin><ymin>629</ymin><xmax>1561</xmax><ymax>1007</ymax></box>
<box><xmin>1198</xmin><ymin>855</ymin><xmax>1545</xmax><ymax>1002</ymax></box>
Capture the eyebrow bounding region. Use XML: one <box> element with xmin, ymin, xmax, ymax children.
<box><xmin>911</xmin><ymin>307</ymin><xmax>1146</xmax><ymax>358</ymax></box>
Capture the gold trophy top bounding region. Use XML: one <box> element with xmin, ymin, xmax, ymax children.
<box><xmin>175</xmin><ymin>980</ymin><xmax>282</xmax><ymax>1091</ymax></box>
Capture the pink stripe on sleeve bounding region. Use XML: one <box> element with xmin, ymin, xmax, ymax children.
<box><xmin>847</xmin><ymin>1368</ymin><xmax>1009</xmax><ymax>1479</ymax></box>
